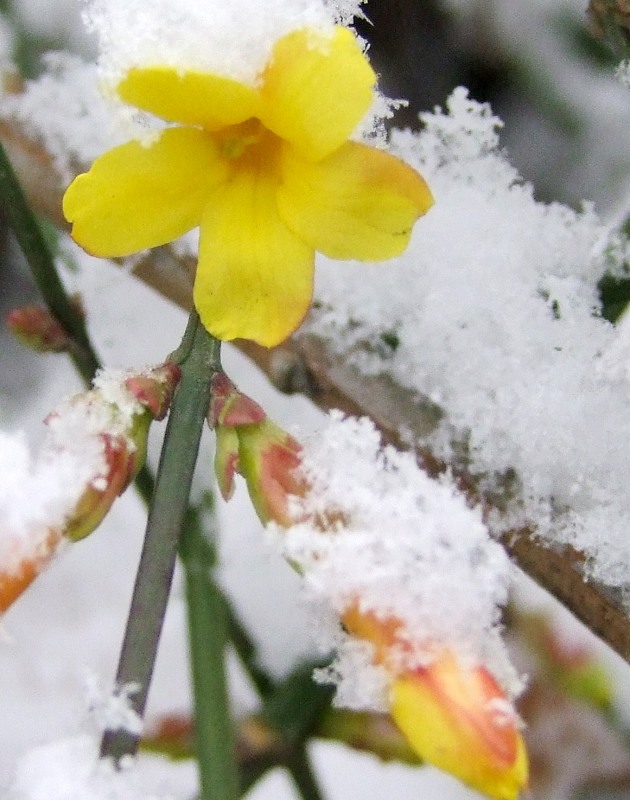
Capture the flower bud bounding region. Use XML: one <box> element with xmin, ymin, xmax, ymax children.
<box><xmin>391</xmin><ymin>655</ymin><xmax>528</xmax><ymax>800</ymax></box>
<box><xmin>209</xmin><ymin>374</ymin><xmax>304</xmax><ymax>525</ymax></box>
<box><xmin>0</xmin><ymin>528</ymin><xmax>64</xmax><ymax>614</ymax></box>
<box><xmin>63</xmin><ymin>431</ymin><xmax>137</xmax><ymax>542</ymax></box>
<box><xmin>237</xmin><ymin>421</ymin><xmax>303</xmax><ymax>526</ymax></box>
<box><xmin>343</xmin><ymin>605</ymin><xmax>528</xmax><ymax>800</ymax></box>
<box><xmin>124</xmin><ymin>362</ymin><xmax>181</xmax><ymax>420</ymax></box>
<box><xmin>6</xmin><ymin>305</ymin><xmax>73</xmax><ymax>353</ymax></box>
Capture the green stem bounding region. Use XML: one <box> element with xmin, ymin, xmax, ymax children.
<box><xmin>225</xmin><ymin>602</ymin><xmax>275</xmax><ymax>699</ymax></box>
<box><xmin>286</xmin><ymin>748</ymin><xmax>327</xmax><ymax>800</ymax></box>
<box><xmin>180</xmin><ymin>504</ymin><xmax>239</xmax><ymax>800</ymax></box>
<box><xmin>101</xmin><ymin>312</ymin><xmax>220</xmax><ymax>762</ymax></box>
<box><xmin>0</xmin><ymin>140</ymin><xmax>100</xmax><ymax>382</ymax></box>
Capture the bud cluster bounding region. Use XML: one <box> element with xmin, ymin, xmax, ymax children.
<box><xmin>210</xmin><ymin>387</ymin><xmax>529</xmax><ymax>799</ymax></box>
<box><xmin>0</xmin><ymin>363</ymin><xmax>180</xmax><ymax>612</ymax></box>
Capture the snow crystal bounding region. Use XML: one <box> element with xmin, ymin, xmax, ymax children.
<box><xmin>309</xmin><ymin>88</ymin><xmax>630</xmax><ymax>591</ymax></box>
<box><xmin>84</xmin><ymin>673</ymin><xmax>143</xmax><ymax>736</ymax></box>
<box><xmin>275</xmin><ymin>413</ymin><xmax>520</xmax><ymax>704</ymax></box>
<box><xmin>81</xmin><ymin>0</ymin><xmax>365</xmax><ymax>86</ymax></box>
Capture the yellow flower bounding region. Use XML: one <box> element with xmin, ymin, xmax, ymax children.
<box><xmin>63</xmin><ymin>27</ymin><xmax>433</xmax><ymax>347</ymax></box>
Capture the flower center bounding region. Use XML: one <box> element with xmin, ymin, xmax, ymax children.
<box><xmin>217</xmin><ymin>118</ymin><xmax>267</xmax><ymax>160</ymax></box>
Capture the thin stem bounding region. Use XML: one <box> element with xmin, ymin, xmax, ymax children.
<box><xmin>286</xmin><ymin>748</ymin><xmax>327</xmax><ymax>800</ymax></box>
<box><xmin>0</xmin><ymin>140</ymin><xmax>99</xmax><ymax>382</ymax></box>
<box><xmin>225</xmin><ymin>602</ymin><xmax>275</xmax><ymax>698</ymax></box>
<box><xmin>101</xmin><ymin>312</ymin><xmax>220</xmax><ymax>762</ymax></box>
<box><xmin>180</xmin><ymin>503</ymin><xmax>239</xmax><ymax>800</ymax></box>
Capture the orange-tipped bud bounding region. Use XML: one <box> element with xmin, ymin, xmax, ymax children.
<box><xmin>391</xmin><ymin>655</ymin><xmax>528</xmax><ymax>800</ymax></box>
<box><xmin>0</xmin><ymin>364</ymin><xmax>180</xmax><ymax>612</ymax></box>
<box><xmin>237</xmin><ymin>421</ymin><xmax>303</xmax><ymax>526</ymax></box>
<box><xmin>209</xmin><ymin>374</ymin><xmax>304</xmax><ymax>525</ymax></box>
<box><xmin>0</xmin><ymin>528</ymin><xmax>64</xmax><ymax>614</ymax></box>
<box><xmin>63</xmin><ymin>432</ymin><xmax>138</xmax><ymax>542</ymax></box>
<box><xmin>343</xmin><ymin>605</ymin><xmax>528</xmax><ymax>800</ymax></box>
<box><xmin>6</xmin><ymin>305</ymin><xmax>73</xmax><ymax>353</ymax></box>
<box><xmin>209</xmin><ymin>373</ymin><xmax>266</xmax><ymax>427</ymax></box>
<box><xmin>124</xmin><ymin>362</ymin><xmax>181</xmax><ymax>420</ymax></box>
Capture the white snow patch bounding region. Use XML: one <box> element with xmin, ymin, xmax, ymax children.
<box><xmin>309</xmin><ymin>88</ymin><xmax>630</xmax><ymax>591</ymax></box>
<box><xmin>81</xmin><ymin>0</ymin><xmax>364</xmax><ymax>86</ymax></box>
<box><xmin>274</xmin><ymin>413</ymin><xmax>521</xmax><ymax>706</ymax></box>
<box><xmin>0</xmin><ymin>53</ymin><xmax>126</xmax><ymax>183</ymax></box>
<box><xmin>6</xmin><ymin>735</ymin><xmax>189</xmax><ymax>800</ymax></box>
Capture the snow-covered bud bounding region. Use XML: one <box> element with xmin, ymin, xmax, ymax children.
<box><xmin>6</xmin><ymin>304</ymin><xmax>74</xmax><ymax>353</ymax></box>
<box><xmin>0</xmin><ymin>527</ymin><xmax>64</xmax><ymax>614</ymax></box>
<box><xmin>0</xmin><ymin>364</ymin><xmax>180</xmax><ymax>611</ymax></box>
<box><xmin>209</xmin><ymin>374</ymin><xmax>304</xmax><ymax>525</ymax></box>
<box><xmin>124</xmin><ymin>362</ymin><xmax>181</xmax><ymax>420</ymax></box>
<box><xmin>62</xmin><ymin>428</ymin><xmax>141</xmax><ymax>542</ymax></box>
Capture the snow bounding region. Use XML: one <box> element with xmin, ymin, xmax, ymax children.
<box><xmin>0</xmin><ymin>53</ymin><xmax>126</xmax><ymax>183</ymax></box>
<box><xmin>6</xmin><ymin>735</ymin><xmax>196</xmax><ymax>800</ymax></box>
<box><xmin>277</xmin><ymin>413</ymin><xmax>521</xmax><ymax>706</ymax></box>
<box><xmin>309</xmin><ymin>88</ymin><xmax>630</xmax><ymax>590</ymax></box>
<box><xmin>81</xmin><ymin>0</ymin><xmax>364</xmax><ymax>86</ymax></box>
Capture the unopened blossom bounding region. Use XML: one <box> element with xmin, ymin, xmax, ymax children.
<box><xmin>212</xmin><ymin>398</ymin><xmax>527</xmax><ymax>797</ymax></box>
<box><xmin>7</xmin><ymin>304</ymin><xmax>74</xmax><ymax>353</ymax></box>
<box><xmin>209</xmin><ymin>373</ymin><xmax>304</xmax><ymax>525</ymax></box>
<box><xmin>344</xmin><ymin>605</ymin><xmax>528</xmax><ymax>800</ymax></box>
<box><xmin>63</xmin><ymin>26</ymin><xmax>433</xmax><ymax>347</ymax></box>
<box><xmin>0</xmin><ymin>364</ymin><xmax>180</xmax><ymax>612</ymax></box>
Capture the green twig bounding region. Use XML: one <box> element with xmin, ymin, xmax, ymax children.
<box><xmin>180</xmin><ymin>502</ymin><xmax>239</xmax><ymax>800</ymax></box>
<box><xmin>0</xmin><ymin>140</ymin><xmax>100</xmax><ymax>382</ymax></box>
<box><xmin>286</xmin><ymin>748</ymin><xmax>327</xmax><ymax>800</ymax></box>
<box><xmin>225</xmin><ymin>601</ymin><xmax>275</xmax><ymax>699</ymax></box>
<box><xmin>101</xmin><ymin>312</ymin><xmax>220</xmax><ymax>762</ymax></box>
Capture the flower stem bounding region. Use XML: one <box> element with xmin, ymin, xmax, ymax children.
<box><xmin>179</xmin><ymin>502</ymin><xmax>239</xmax><ymax>800</ymax></box>
<box><xmin>225</xmin><ymin>601</ymin><xmax>275</xmax><ymax>698</ymax></box>
<box><xmin>287</xmin><ymin>748</ymin><xmax>327</xmax><ymax>800</ymax></box>
<box><xmin>0</xmin><ymin>140</ymin><xmax>100</xmax><ymax>382</ymax></box>
<box><xmin>101</xmin><ymin>311</ymin><xmax>220</xmax><ymax>762</ymax></box>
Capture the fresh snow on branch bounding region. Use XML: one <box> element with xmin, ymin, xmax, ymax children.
<box><xmin>310</xmin><ymin>88</ymin><xmax>630</xmax><ymax>589</ymax></box>
<box><xmin>274</xmin><ymin>413</ymin><xmax>522</xmax><ymax>709</ymax></box>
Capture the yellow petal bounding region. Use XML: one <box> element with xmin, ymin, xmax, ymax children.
<box><xmin>63</xmin><ymin>128</ymin><xmax>229</xmax><ymax>257</ymax></box>
<box><xmin>277</xmin><ymin>141</ymin><xmax>434</xmax><ymax>260</ymax></box>
<box><xmin>390</xmin><ymin>657</ymin><xmax>528</xmax><ymax>800</ymax></box>
<box><xmin>259</xmin><ymin>27</ymin><xmax>375</xmax><ymax>162</ymax></box>
<box><xmin>117</xmin><ymin>67</ymin><xmax>261</xmax><ymax>130</ymax></box>
<box><xmin>193</xmin><ymin>155</ymin><xmax>314</xmax><ymax>348</ymax></box>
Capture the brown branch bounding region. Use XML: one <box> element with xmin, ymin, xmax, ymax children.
<box><xmin>3</xmin><ymin>115</ymin><xmax>630</xmax><ymax>665</ymax></box>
